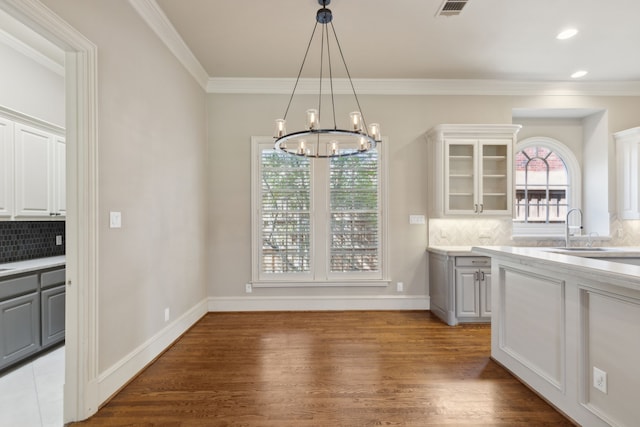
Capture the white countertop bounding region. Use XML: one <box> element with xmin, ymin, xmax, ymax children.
<box><xmin>427</xmin><ymin>246</ymin><xmax>478</xmax><ymax>256</ymax></box>
<box><xmin>472</xmin><ymin>246</ymin><xmax>640</xmax><ymax>292</ymax></box>
<box><xmin>0</xmin><ymin>256</ymin><xmax>66</xmax><ymax>279</ymax></box>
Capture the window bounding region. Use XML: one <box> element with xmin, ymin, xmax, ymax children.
<box><xmin>513</xmin><ymin>137</ymin><xmax>581</xmax><ymax>237</ymax></box>
<box><xmin>251</xmin><ymin>137</ymin><xmax>388</xmax><ymax>285</ymax></box>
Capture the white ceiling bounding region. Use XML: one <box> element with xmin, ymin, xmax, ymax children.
<box><xmin>155</xmin><ymin>0</ymin><xmax>640</xmax><ymax>83</ymax></box>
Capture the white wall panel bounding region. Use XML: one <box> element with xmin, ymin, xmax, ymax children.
<box><xmin>501</xmin><ymin>268</ymin><xmax>565</xmax><ymax>389</ymax></box>
<box><xmin>582</xmin><ymin>288</ymin><xmax>640</xmax><ymax>427</ymax></box>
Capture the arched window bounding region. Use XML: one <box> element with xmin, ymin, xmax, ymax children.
<box><xmin>513</xmin><ymin>137</ymin><xmax>581</xmax><ymax>237</ymax></box>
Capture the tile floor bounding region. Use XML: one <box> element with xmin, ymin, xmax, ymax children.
<box><xmin>0</xmin><ymin>346</ymin><xmax>64</xmax><ymax>427</ymax></box>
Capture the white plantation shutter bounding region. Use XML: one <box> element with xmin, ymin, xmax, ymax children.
<box><xmin>252</xmin><ymin>138</ymin><xmax>386</xmax><ymax>284</ymax></box>
<box><xmin>260</xmin><ymin>149</ymin><xmax>311</xmax><ymax>274</ymax></box>
<box><xmin>330</xmin><ymin>150</ymin><xmax>379</xmax><ymax>273</ymax></box>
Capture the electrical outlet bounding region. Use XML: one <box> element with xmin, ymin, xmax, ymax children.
<box><xmin>593</xmin><ymin>366</ymin><xmax>607</xmax><ymax>394</ymax></box>
<box><xmin>164</xmin><ymin>308</ymin><xmax>170</xmax><ymax>322</ymax></box>
<box><xmin>409</xmin><ymin>215</ymin><xmax>425</xmax><ymax>225</ymax></box>
<box><xmin>396</xmin><ymin>282</ymin><xmax>404</xmax><ymax>292</ymax></box>
<box><xmin>55</xmin><ymin>235</ymin><xmax>63</xmax><ymax>246</ymax></box>
<box><xmin>245</xmin><ymin>283</ymin><xmax>253</xmax><ymax>293</ymax></box>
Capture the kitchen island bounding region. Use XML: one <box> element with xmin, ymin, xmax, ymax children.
<box><xmin>472</xmin><ymin>246</ymin><xmax>640</xmax><ymax>427</ymax></box>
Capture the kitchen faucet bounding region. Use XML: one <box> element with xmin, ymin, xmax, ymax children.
<box><xmin>565</xmin><ymin>208</ymin><xmax>583</xmax><ymax>248</ymax></box>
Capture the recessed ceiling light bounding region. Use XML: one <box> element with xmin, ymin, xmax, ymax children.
<box><xmin>571</xmin><ymin>70</ymin><xmax>588</xmax><ymax>79</ymax></box>
<box><xmin>557</xmin><ymin>28</ymin><xmax>578</xmax><ymax>40</ymax></box>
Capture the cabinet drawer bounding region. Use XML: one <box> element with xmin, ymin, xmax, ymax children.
<box><xmin>41</xmin><ymin>268</ymin><xmax>65</xmax><ymax>289</ymax></box>
<box><xmin>0</xmin><ymin>274</ymin><xmax>38</xmax><ymax>300</ymax></box>
<box><xmin>455</xmin><ymin>256</ymin><xmax>490</xmax><ymax>267</ymax></box>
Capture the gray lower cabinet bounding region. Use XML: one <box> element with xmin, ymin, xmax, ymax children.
<box><xmin>0</xmin><ymin>267</ymin><xmax>65</xmax><ymax>371</ymax></box>
<box><xmin>41</xmin><ymin>285</ymin><xmax>65</xmax><ymax>348</ymax></box>
<box><xmin>40</xmin><ymin>268</ymin><xmax>66</xmax><ymax>349</ymax></box>
<box><xmin>429</xmin><ymin>251</ymin><xmax>491</xmax><ymax>326</ymax></box>
<box><xmin>0</xmin><ymin>273</ymin><xmax>41</xmax><ymax>370</ymax></box>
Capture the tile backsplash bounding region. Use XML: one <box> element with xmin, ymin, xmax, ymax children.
<box><xmin>0</xmin><ymin>221</ymin><xmax>65</xmax><ymax>263</ymax></box>
<box><xmin>428</xmin><ymin>217</ymin><xmax>640</xmax><ymax>247</ymax></box>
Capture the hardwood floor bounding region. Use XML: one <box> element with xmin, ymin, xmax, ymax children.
<box><xmin>73</xmin><ymin>311</ymin><xmax>574</xmax><ymax>426</ymax></box>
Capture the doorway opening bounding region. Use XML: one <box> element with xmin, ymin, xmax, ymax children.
<box><xmin>0</xmin><ymin>0</ymin><xmax>99</xmax><ymax>423</ymax></box>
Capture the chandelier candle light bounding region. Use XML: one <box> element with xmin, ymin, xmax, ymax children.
<box><xmin>274</xmin><ymin>0</ymin><xmax>381</xmax><ymax>158</ymax></box>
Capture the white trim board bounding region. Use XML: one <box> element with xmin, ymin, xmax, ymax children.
<box><xmin>128</xmin><ymin>0</ymin><xmax>208</xmax><ymax>90</ymax></box>
<box><xmin>207</xmin><ymin>77</ymin><xmax>640</xmax><ymax>96</ymax></box>
<box><xmin>208</xmin><ymin>295</ymin><xmax>430</xmax><ymax>312</ymax></box>
<box><xmin>97</xmin><ymin>299</ymin><xmax>208</xmax><ymax>405</ymax></box>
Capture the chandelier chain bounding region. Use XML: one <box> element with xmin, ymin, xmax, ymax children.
<box><xmin>283</xmin><ymin>21</ymin><xmax>319</xmax><ymax>122</ymax></box>
<box><xmin>329</xmin><ymin>21</ymin><xmax>369</xmax><ymax>136</ymax></box>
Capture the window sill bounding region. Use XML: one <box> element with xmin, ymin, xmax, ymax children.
<box><xmin>251</xmin><ymin>280</ymin><xmax>391</xmax><ymax>288</ymax></box>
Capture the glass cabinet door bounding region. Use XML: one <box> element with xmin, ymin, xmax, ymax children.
<box><xmin>479</xmin><ymin>140</ymin><xmax>511</xmax><ymax>214</ymax></box>
<box><xmin>445</xmin><ymin>140</ymin><xmax>477</xmax><ymax>214</ymax></box>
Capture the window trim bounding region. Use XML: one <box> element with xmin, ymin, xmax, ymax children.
<box><xmin>250</xmin><ymin>136</ymin><xmax>390</xmax><ymax>287</ymax></box>
<box><xmin>512</xmin><ymin>137</ymin><xmax>581</xmax><ymax>238</ymax></box>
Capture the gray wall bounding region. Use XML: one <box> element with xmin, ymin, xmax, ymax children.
<box><xmin>207</xmin><ymin>93</ymin><xmax>640</xmax><ymax>300</ymax></box>
<box><xmin>40</xmin><ymin>0</ymin><xmax>209</xmax><ymax>373</ymax></box>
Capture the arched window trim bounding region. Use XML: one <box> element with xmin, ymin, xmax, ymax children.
<box><xmin>513</xmin><ymin>137</ymin><xmax>581</xmax><ymax>238</ymax></box>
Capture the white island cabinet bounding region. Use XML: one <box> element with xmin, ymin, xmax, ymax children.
<box><xmin>473</xmin><ymin>246</ymin><xmax>640</xmax><ymax>427</ymax></box>
<box><xmin>426</xmin><ymin>124</ymin><xmax>521</xmax><ymax>217</ymax></box>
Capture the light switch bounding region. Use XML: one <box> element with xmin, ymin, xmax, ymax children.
<box><xmin>109</xmin><ymin>211</ymin><xmax>122</xmax><ymax>228</ymax></box>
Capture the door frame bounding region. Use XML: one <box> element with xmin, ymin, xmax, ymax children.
<box><xmin>0</xmin><ymin>0</ymin><xmax>99</xmax><ymax>422</ymax></box>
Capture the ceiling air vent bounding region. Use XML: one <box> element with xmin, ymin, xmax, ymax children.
<box><xmin>436</xmin><ymin>0</ymin><xmax>469</xmax><ymax>17</ymax></box>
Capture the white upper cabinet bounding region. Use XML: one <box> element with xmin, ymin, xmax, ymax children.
<box><xmin>614</xmin><ymin>127</ymin><xmax>640</xmax><ymax>220</ymax></box>
<box><xmin>0</xmin><ymin>117</ymin><xmax>13</xmax><ymax>218</ymax></box>
<box><xmin>14</xmin><ymin>123</ymin><xmax>53</xmax><ymax>217</ymax></box>
<box><xmin>427</xmin><ymin>124</ymin><xmax>521</xmax><ymax>217</ymax></box>
<box><xmin>53</xmin><ymin>135</ymin><xmax>66</xmax><ymax>216</ymax></box>
<box><xmin>1</xmin><ymin>109</ymin><xmax>65</xmax><ymax>220</ymax></box>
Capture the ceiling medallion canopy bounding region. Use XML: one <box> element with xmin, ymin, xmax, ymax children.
<box><xmin>273</xmin><ymin>0</ymin><xmax>381</xmax><ymax>158</ymax></box>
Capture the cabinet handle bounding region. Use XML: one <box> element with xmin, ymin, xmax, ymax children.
<box><xmin>49</xmin><ymin>212</ymin><xmax>56</xmax><ymax>216</ymax></box>
<box><xmin>479</xmin><ymin>204</ymin><xmax>484</xmax><ymax>213</ymax></box>
<box><xmin>474</xmin><ymin>204</ymin><xmax>478</xmax><ymax>213</ymax></box>
<box><xmin>480</xmin><ymin>271</ymin><xmax>485</xmax><ymax>281</ymax></box>
<box><xmin>474</xmin><ymin>271</ymin><xmax>479</xmax><ymax>281</ymax></box>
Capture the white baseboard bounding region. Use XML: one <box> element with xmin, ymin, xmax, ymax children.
<box><xmin>96</xmin><ymin>298</ymin><xmax>208</xmax><ymax>404</ymax></box>
<box><xmin>208</xmin><ymin>295</ymin><xmax>430</xmax><ymax>312</ymax></box>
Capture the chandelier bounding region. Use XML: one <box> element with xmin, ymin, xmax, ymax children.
<box><xmin>274</xmin><ymin>0</ymin><xmax>381</xmax><ymax>158</ymax></box>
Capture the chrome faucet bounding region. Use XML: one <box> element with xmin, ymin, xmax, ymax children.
<box><xmin>565</xmin><ymin>208</ymin><xmax>583</xmax><ymax>248</ymax></box>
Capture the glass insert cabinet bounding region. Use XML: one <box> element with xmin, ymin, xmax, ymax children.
<box><xmin>427</xmin><ymin>125</ymin><xmax>522</xmax><ymax>217</ymax></box>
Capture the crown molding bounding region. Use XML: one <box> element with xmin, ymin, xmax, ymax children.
<box><xmin>207</xmin><ymin>77</ymin><xmax>640</xmax><ymax>96</ymax></box>
<box><xmin>127</xmin><ymin>0</ymin><xmax>640</xmax><ymax>98</ymax></box>
<box><xmin>128</xmin><ymin>0</ymin><xmax>208</xmax><ymax>90</ymax></box>
<box><xmin>0</xmin><ymin>27</ymin><xmax>64</xmax><ymax>76</ymax></box>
